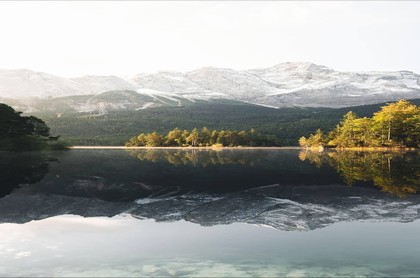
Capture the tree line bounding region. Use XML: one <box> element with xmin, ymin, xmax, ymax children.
<box><xmin>0</xmin><ymin>103</ymin><xmax>66</xmax><ymax>150</ymax></box>
<box><xmin>40</xmin><ymin>99</ymin><xmax>420</xmax><ymax>146</ymax></box>
<box><xmin>299</xmin><ymin>100</ymin><xmax>420</xmax><ymax>148</ymax></box>
<box><xmin>126</xmin><ymin>127</ymin><xmax>282</xmax><ymax>147</ymax></box>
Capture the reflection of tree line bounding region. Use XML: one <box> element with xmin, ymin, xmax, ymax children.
<box><xmin>0</xmin><ymin>153</ymin><xmax>53</xmax><ymax>197</ymax></box>
<box><xmin>299</xmin><ymin>150</ymin><xmax>420</xmax><ymax>197</ymax></box>
<box><xmin>128</xmin><ymin>149</ymin><xmax>262</xmax><ymax>167</ymax></box>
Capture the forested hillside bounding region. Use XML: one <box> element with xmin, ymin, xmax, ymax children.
<box><xmin>39</xmin><ymin>99</ymin><xmax>420</xmax><ymax>146</ymax></box>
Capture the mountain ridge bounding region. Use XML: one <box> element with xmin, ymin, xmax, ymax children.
<box><xmin>1</xmin><ymin>62</ymin><xmax>419</xmax><ymax>109</ymax></box>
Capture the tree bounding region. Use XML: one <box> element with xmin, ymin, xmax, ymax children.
<box><xmin>165</xmin><ymin>128</ymin><xmax>183</xmax><ymax>146</ymax></box>
<box><xmin>201</xmin><ymin>127</ymin><xmax>211</xmax><ymax>146</ymax></box>
<box><xmin>0</xmin><ymin>103</ymin><xmax>63</xmax><ymax>150</ymax></box>
<box><xmin>298</xmin><ymin>136</ymin><xmax>309</xmax><ymax>148</ymax></box>
<box><xmin>181</xmin><ymin>130</ymin><xmax>190</xmax><ymax>146</ymax></box>
<box><xmin>186</xmin><ymin>128</ymin><xmax>200</xmax><ymax>146</ymax></box>
<box><xmin>238</xmin><ymin>130</ymin><xmax>249</xmax><ymax>146</ymax></box>
<box><xmin>145</xmin><ymin>132</ymin><xmax>164</xmax><ymax>147</ymax></box>
<box><xmin>299</xmin><ymin>100</ymin><xmax>419</xmax><ymax>148</ymax></box>
<box><xmin>329</xmin><ymin>111</ymin><xmax>359</xmax><ymax>147</ymax></box>
<box><xmin>372</xmin><ymin>100</ymin><xmax>420</xmax><ymax>147</ymax></box>
<box><xmin>352</xmin><ymin>117</ymin><xmax>378</xmax><ymax>147</ymax></box>
<box><xmin>209</xmin><ymin>130</ymin><xmax>219</xmax><ymax>145</ymax></box>
<box><xmin>137</xmin><ymin>133</ymin><xmax>147</xmax><ymax>146</ymax></box>
<box><xmin>302</xmin><ymin>129</ymin><xmax>326</xmax><ymax>148</ymax></box>
<box><xmin>217</xmin><ymin>130</ymin><xmax>227</xmax><ymax>146</ymax></box>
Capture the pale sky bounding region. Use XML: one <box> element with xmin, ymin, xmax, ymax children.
<box><xmin>0</xmin><ymin>1</ymin><xmax>419</xmax><ymax>77</ymax></box>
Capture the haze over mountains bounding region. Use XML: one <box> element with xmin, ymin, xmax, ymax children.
<box><xmin>1</xmin><ymin>62</ymin><xmax>419</xmax><ymax>112</ymax></box>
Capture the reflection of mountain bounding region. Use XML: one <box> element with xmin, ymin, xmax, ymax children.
<box><xmin>1</xmin><ymin>149</ymin><xmax>419</xmax><ymax>230</ymax></box>
<box><xmin>299</xmin><ymin>150</ymin><xmax>420</xmax><ymax>198</ymax></box>
<box><xmin>129</xmin><ymin>186</ymin><xmax>420</xmax><ymax>231</ymax></box>
<box><xmin>2</xmin><ymin>184</ymin><xmax>420</xmax><ymax>231</ymax></box>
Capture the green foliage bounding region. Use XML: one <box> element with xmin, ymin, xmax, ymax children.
<box><xmin>31</xmin><ymin>98</ymin><xmax>420</xmax><ymax>146</ymax></box>
<box><xmin>299</xmin><ymin>129</ymin><xmax>326</xmax><ymax>148</ymax></box>
<box><xmin>145</xmin><ymin>132</ymin><xmax>164</xmax><ymax>147</ymax></box>
<box><xmin>372</xmin><ymin>100</ymin><xmax>420</xmax><ymax>147</ymax></box>
<box><xmin>0</xmin><ymin>103</ymin><xmax>66</xmax><ymax>151</ymax></box>
<box><xmin>301</xmin><ymin>100</ymin><xmax>420</xmax><ymax>148</ymax></box>
<box><xmin>300</xmin><ymin>150</ymin><xmax>420</xmax><ymax>198</ymax></box>
<box><xmin>36</xmin><ymin>102</ymin><xmax>338</xmax><ymax>146</ymax></box>
<box><xmin>126</xmin><ymin>127</ymin><xmax>281</xmax><ymax>147</ymax></box>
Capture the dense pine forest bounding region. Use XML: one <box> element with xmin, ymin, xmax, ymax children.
<box><xmin>39</xmin><ymin>99</ymin><xmax>420</xmax><ymax>146</ymax></box>
<box><xmin>299</xmin><ymin>100</ymin><xmax>420</xmax><ymax>148</ymax></box>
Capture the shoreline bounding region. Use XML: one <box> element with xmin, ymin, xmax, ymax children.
<box><xmin>69</xmin><ymin>146</ymin><xmax>303</xmax><ymax>150</ymax></box>
<box><xmin>69</xmin><ymin>146</ymin><xmax>419</xmax><ymax>150</ymax></box>
<box><xmin>68</xmin><ymin>146</ymin><xmax>419</xmax><ymax>151</ymax></box>
<box><xmin>302</xmin><ymin>147</ymin><xmax>419</xmax><ymax>152</ymax></box>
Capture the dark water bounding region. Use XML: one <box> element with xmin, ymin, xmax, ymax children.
<box><xmin>0</xmin><ymin>149</ymin><xmax>419</xmax><ymax>276</ymax></box>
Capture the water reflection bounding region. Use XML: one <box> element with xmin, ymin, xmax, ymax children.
<box><xmin>128</xmin><ymin>149</ymin><xmax>264</xmax><ymax>166</ymax></box>
<box><xmin>0</xmin><ymin>149</ymin><xmax>419</xmax><ymax>230</ymax></box>
<box><xmin>0</xmin><ymin>152</ymin><xmax>53</xmax><ymax>197</ymax></box>
<box><xmin>299</xmin><ymin>150</ymin><xmax>420</xmax><ymax>198</ymax></box>
<box><xmin>2</xmin><ymin>150</ymin><xmax>420</xmax><ymax>277</ymax></box>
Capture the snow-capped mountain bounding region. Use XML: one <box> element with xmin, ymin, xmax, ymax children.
<box><xmin>0</xmin><ymin>69</ymin><xmax>136</xmax><ymax>98</ymax></box>
<box><xmin>1</xmin><ymin>62</ymin><xmax>419</xmax><ymax>108</ymax></box>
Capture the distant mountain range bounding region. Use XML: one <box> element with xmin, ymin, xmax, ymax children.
<box><xmin>1</xmin><ymin>62</ymin><xmax>419</xmax><ymax>111</ymax></box>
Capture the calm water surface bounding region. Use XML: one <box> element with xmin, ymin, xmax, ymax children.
<box><xmin>0</xmin><ymin>149</ymin><xmax>419</xmax><ymax>277</ymax></box>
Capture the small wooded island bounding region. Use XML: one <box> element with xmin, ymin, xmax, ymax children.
<box><xmin>0</xmin><ymin>104</ymin><xmax>66</xmax><ymax>151</ymax></box>
<box><xmin>299</xmin><ymin>100</ymin><xmax>420</xmax><ymax>149</ymax></box>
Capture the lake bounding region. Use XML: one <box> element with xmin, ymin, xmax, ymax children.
<box><xmin>0</xmin><ymin>149</ymin><xmax>419</xmax><ymax>277</ymax></box>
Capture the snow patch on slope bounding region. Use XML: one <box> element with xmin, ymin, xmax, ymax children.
<box><xmin>1</xmin><ymin>62</ymin><xmax>420</xmax><ymax>108</ymax></box>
